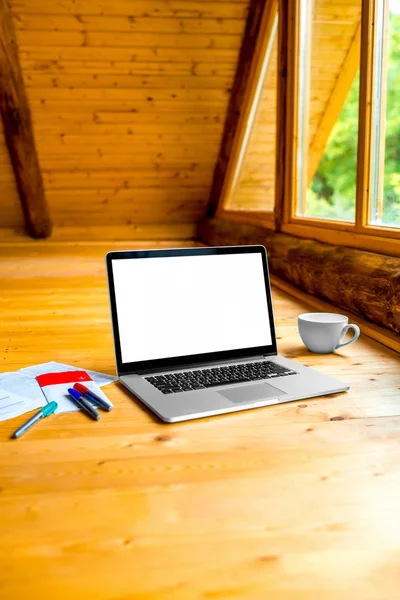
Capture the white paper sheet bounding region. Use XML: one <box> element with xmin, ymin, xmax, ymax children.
<box><xmin>85</xmin><ymin>368</ymin><xmax>118</xmax><ymax>387</ymax></box>
<box><xmin>0</xmin><ymin>388</ymin><xmax>32</xmax><ymax>422</ymax></box>
<box><xmin>0</xmin><ymin>362</ymin><xmax>116</xmax><ymax>422</ymax></box>
<box><xmin>39</xmin><ymin>379</ymin><xmax>113</xmax><ymax>414</ymax></box>
<box><xmin>20</xmin><ymin>362</ymin><xmax>117</xmax><ymax>387</ymax></box>
<box><xmin>0</xmin><ymin>372</ymin><xmax>46</xmax><ymax>412</ymax></box>
<box><xmin>39</xmin><ymin>385</ymin><xmax>80</xmax><ymax>414</ymax></box>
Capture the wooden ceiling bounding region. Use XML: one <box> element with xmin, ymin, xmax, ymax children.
<box><xmin>0</xmin><ymin>0</ymin><xmax>362</xmax><ymax>238</ymax></box>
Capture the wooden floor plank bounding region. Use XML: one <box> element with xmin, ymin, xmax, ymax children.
<box><xmin>0</xmin><ymin>241</ymin><xmax>399</xmax><ymax>599</ymax></box>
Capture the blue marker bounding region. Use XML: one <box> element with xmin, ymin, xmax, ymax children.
<box><xmin>68</xmin><ymin>388</ymin><xmax>100</xmax><ymax>421</ymax></box>
<box><xmin>73</xmin><ymin>383</ymin><xmax>113</xmax><ymax>411</ymax></box>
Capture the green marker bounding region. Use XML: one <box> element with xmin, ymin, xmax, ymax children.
<box><xmin>12</xmin><ymin>401</ymin><xmax>58</xmax><ymax>439</ymax></box>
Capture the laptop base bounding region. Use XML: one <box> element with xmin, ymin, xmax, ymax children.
<box><xmin>120</xmin><ymin>355</ymin><xmax>348</xmax><ymax>423</ymax></box>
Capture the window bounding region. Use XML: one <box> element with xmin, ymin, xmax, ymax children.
<box><xmin>228</xmin><ymin>16</ymin><xmax>278</xmax><ymax>213</ymax></box>
<box><xmin>217</xmin><ymin>0</ymin><xmax>400</xmax><ymax>255</ymax></box>
<box><xmin>297</xmin><ymin>0</ymin><xmax>361</xmax><ymax>222</ymax></box>
<box><xmin>370</xmin><ymin>0</ymin><xmax>400</xmax><ymax>227</ymax></box>
<box><xmin>290</xmin><ymin>0</ymin><xmax>400</xmax><ymax>250</ymax></box>
<box><xmin>215</xmin><ymin>1</ymin><xmax>278</xmax><ymax>220</ymax></box>
<box><xmin>305</xmin><ymin>75</ymin><xmax>360</xmax><ymax>221</ymax></box>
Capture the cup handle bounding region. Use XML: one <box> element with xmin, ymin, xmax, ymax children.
<box><xmin>335</xmin><ymin>324</ymin><xmax>360</xmax><ymax>349</ymax></box>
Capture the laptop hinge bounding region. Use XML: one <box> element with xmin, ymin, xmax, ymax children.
<box><xmin>129</xmin><ymin>353</ymin><xmax>276</xmax><ymax>376</ymax></box>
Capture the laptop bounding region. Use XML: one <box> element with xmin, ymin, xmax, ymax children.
<box><xmin>106</xmin><ymin>245</ymin><xmax>349</xmax><ymax>423</ymax></box>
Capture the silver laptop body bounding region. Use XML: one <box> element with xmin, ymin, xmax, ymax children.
<box><xmin>106</xmin><ymin>245</ymin><xmax>348</xmax><ymax>423</ymax></box>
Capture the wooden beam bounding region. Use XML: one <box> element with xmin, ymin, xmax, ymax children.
<box><xmin>308</xmin><ymin>22</ymin><xmax>361</xmax><ymax>183</ymax></box>
<box><xmin>368</xmin><ymin>1</ymin><xmax>389</xmax><ymax>225</ymax></box>
<box><xmin>275</xmin><ymin>0</ymin><xmax>295</xmax><ymax>229</ymax></box>
<box><xmin>274</xmin><ymin>0</ymin><xmax>288</xmax><ymax>230</ymax></box>
<box><xmin>356</xmin><ymin>0</ymin><xmax>375</xmax><ymax>230</ymax></box>
<box><xmin>0</xmin><ymin>0</ymin><xmax>51</xmax><ymax>238</ymax></box>
<box><xmin>198</xmin><ymin>217</ymin><xmax>400</xmax><ymax>336</ymax></box>
<box><xmin>205</xmin><ymin>0</ymin><xmax>270</xmax><ymax>218</ymax></box>
<box><xmin>277</xmin><ymin>0</ymin><xmax>303</xmax><ymax>228</ymax></box>
<box><xmin>217</xmin><ymin>0</ymin><xmax>278</xmax><ymax>214</ymax></box>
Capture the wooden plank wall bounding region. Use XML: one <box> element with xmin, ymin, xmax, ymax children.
<box><xmin>8</xmin><ymin>0</ymin><xmax>250</xmax><ymax>232</ymax></box>
<box><xmin>0</xmin><ymin>118</ymin><xmax>24</xmax><ymax>228</ymax></box>
<box><xmin>228</xmin><ymin>0</ymin><xmax>361</xmax><ymax>213</ymax></box>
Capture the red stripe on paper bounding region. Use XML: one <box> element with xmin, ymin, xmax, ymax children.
<box><xmin>36</xmin><ymin>371</ymin><xmax>92</xmax><ymax>387</ymax></box>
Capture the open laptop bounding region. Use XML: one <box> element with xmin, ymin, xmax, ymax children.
<box><xmin>106</xmin><ymin>245</ymin><xmax>348</xmax><ymax>422</ymax></box>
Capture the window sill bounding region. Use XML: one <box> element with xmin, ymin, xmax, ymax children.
<box><xmin>283</xmin><ymin>222</ymin><xmax>400</xmax><ymax>258</ymax></box>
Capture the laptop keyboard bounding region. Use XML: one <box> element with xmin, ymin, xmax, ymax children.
<box><xmin>145</xmin><ymin>360</ymin><xmax>297</xmax><ymax>394</ymax></box>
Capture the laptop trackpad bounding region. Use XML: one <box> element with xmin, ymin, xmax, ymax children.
<box><xmin>219</xmin><ymin>382</ymin><xmax>287</xmax><ymax>404</ymax></box>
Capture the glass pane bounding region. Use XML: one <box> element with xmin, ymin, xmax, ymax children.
<box><xmin>297</xmin><ymin>0</ymin><xmax>361</xmax><ymax>222</ymax></box>
<box><xmin>227</xmin><ymin>16</ymin><xmax>278</xmax><ymax>212</ymax></box>
<box><xmin>370</xmin><ymin>0</ymin><xmax>400</xmax><ymax>227</ymax></box>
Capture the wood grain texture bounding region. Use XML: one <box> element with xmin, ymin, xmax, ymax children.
<box><xmin>0</xmin><ymin>222</ymin><xmax>198</xmax><ymax>241</ymax></box>
<box><xmin>8</xmin><ymin>0</ymin><xmax>249</xmax><ymax>231</ymax></box>
<box><xmin>230</xmin><ymin>35</ymin><xmax>277</xmax><ymax>213</ymax></box>
<box><xmin>198</xmin><ymin>217</ymin><xmax>400</xmax><ymax>335</ymax></box>
<box><xmin>221</xmin><ymin>0</ymin><xmax>361</xmax><ymax>216</ymax></box>
<box><xmin>0</xmin><ymin>116</ymin><xmax>24</xmax><ymax>228</ymax></box>
<box><xmin>222</xmin><ymin>0</ymin><xmax>278</xmax><ymax>214</ymax></box>
<box><xmin>12</xmin><ymin>0</ymin><xmax>249</xmax><ymax>19</ymax></box>
<box><xmin>271</xmin><ymin>272</ymin><xmax>400</xmax><ymax>354</ymax></box>
<box><xmin>0</xmin><ymin>0</ymin><xmax>51</xmax><ymax>237</ymax></box>
<box><xmin>308</xmin><ymin>0</ymin><xmax>361</xmax><ymax>152</ymax></box>
<box><xmin>282</xmin><ymin>221</ymin><xmax>400</xmax><ymax>261</ymax></box>
<box><xmin>274</xmin><ymin>0</ymin><xmax>289</xmax><ymax>229</ymax></box>
<box><xmin>15</xmin><ymin>14</ymin><xmax>246</xmax><ymax>35</ymax></box>
<box><xmin>1</xmin><ymin>239</ymin><xmax>400</xmax><ymax>599</ymax></box>
<box><xmin>206</xmin><ymin>0</ymin><xmax>268</xmax><ymax>217</ymax></box>
<box><xmin>355</xmin><ymin>0</ymin><xmax>374</xmax><ymax>229</ymax></box>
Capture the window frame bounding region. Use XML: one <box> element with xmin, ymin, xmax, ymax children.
<box><xmin>216</xmin><ymin>0</ymin><xmax>400</xmax><ymax>257</ymax></box>
<box><xmin>215</xmin><ymin>0</ymin><xmax>278</xmax><ymax>226</ymax></box>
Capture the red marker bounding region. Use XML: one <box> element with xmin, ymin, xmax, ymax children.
<box><xmin>73</xmin><ymin>383</ymin><xmax>113</xmax><ymax>411</ymax></box>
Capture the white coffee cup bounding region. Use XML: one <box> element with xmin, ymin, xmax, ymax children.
<box><xmin>298</xmin><ymin>313</ymin><xmax>360</xmax><ymax>354</ymax></box>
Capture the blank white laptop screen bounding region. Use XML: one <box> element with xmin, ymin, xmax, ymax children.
<box><xmin>112</xmin><ymin>252</ymin><xmax>272</xmax><ymax>364</ymax></box>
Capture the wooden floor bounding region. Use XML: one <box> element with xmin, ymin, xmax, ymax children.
<box><xmin>1</xmin><ymin>240</ymin><xmax>400</xmax><ymax>600</ymax></box>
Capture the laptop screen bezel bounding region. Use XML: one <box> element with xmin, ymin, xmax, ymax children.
<box><xmin>106</xmin><ymin>245</ymin><xmax>277</xmax><ymax>375</ymax></box>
